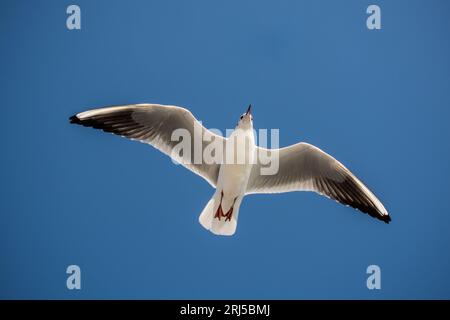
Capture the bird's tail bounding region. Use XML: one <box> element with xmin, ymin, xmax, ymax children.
<box><xmin>199</xmin><ymin>192</ymin><xmax>242</xmax><ymax>236</ymax></box>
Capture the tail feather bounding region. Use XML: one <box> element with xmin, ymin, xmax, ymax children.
<box><xmin>199</xmin><ymin>193</ymin><xmax>242</xmax><ymax>236</ymax></box>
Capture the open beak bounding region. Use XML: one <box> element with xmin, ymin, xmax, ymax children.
<box><xmin>245</xmin><ymin>104</ymin><xmax>252</xmax><ymax>116</ymax></box>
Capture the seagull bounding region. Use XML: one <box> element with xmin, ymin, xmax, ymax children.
<box><xmin>70</xmin><ymin>104</ymin><xmax>390</xmax><ymax>236</ymax></box>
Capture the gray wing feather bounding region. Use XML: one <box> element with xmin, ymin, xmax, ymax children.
<box><xmin>70</xmin><ymin>104</ymin><xmax>224</xmax><ymax>187</ymax></box>
<box><xmin>247</xmin><ymin>142</ymin><xmax>390</xmax><ymax>223</ymax></box>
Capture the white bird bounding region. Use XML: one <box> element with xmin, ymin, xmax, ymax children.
<box><xmin>70</xmin><ymin>104</ymin><xmax>390</xmax><ymax>236</ymax></box>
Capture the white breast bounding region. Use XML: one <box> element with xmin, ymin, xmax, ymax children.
<box><xmin>218</xmin><ymin>128</ymin><xmax>255</xmax><ymax>197</ymax></box>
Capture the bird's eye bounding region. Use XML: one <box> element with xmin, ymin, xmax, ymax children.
<box><xmin>240</xmin><ymin>115</ymin><xmax>243</xmax><ymax>120</ymax></box>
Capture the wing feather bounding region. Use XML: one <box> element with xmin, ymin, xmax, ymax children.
<box><xmin>247</xmin><ymin>142</ymin><xmax>390</xmax><ymax>223</ymax></box>
<box><xmin>70</xmin><ymin>104</ymin><xmax>225</xmax><ymax>187</ymax></box>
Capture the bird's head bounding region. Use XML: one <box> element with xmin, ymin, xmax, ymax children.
<box><xmin>236</xmin><ymin>104</ymin><xmax>253</xmax><ymax>130</ymax></box>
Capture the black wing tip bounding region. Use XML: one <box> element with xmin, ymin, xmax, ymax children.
<box><xmin>379</xmin><ymin>214</ymin><xmax>391</xmax><ymax>224</ymax></box>
<box><xmin>69</xmin><ymin>114</ymin><xmax>81</xmax><ymax>124</ymax></box>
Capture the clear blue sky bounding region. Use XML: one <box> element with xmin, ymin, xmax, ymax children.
<box><xmin>1</xmin><ymin>0</ymin><xmax>450</xmax><ymax>299</ymax></box>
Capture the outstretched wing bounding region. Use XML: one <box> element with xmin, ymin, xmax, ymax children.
<box><xmin>70</xmin><ymin>104</ymin><xmax>225</xmax><ymax>187</ymax></box>
<box><xmin>247</xmin><ymin>142</ymin><xmax>390</xmax><ymax>223</ymax></box>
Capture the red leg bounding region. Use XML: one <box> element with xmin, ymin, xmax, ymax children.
<box><xmin>224</xmin><ymin>207</ymin><xmax>233</xmax><ymax>221</ymax></box>
<box><xmin>215</xmin><ymin>193</ymin><xmax>237</xmax><ymax>222</ymax></box>
<box><xmin>214</xmin><ymin>205</ymin><xmax>223</xmax><ymax>221</ymax></box>
<box><xmin>214</xmin><ymin>191</ymin><xmax>224</xmax><ymax>221</ymax></box>
<box><xmin>223</xmin><ymin>196</ymin><xmax>237</xmax><ymax>222</ymax></box>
